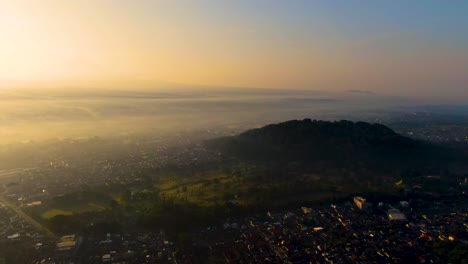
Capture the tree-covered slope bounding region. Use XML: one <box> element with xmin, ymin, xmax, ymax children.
<box><xmin>208</xmin><ymin>119</ymin><xmax>455</xmax><ymax>171</ymax></box>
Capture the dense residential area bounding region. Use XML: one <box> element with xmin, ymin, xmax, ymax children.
<box><xmin>1</xmin><ymin>119</ymin><xmax>467</xmax><ymax>264</ymax></box>
<box><xmin>1</xmin><ymin>1</ymin><xmax>468</xmax><ymax>263</ymax></box>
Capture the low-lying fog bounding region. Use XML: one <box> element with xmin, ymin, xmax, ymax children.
<box><xmin>0</xmin><ymin>87</ymin><xmax>467</xmax><ymax>145</ymax></box>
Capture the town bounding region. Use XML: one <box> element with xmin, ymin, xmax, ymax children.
<box><xmin>0</xmin><ymin>121</ymin><xmax>467</xmax><ymax>264</ymax></box>
<box><xmin>1</xmin><ymin>193</ymin><xmax>466</xmax><ymax>263</ymax></box>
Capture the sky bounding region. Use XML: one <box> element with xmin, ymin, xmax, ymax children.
<box><xmin>0</xmin><ymin>0</ymin><xmax>467</xmax><ymax>99</ymax></box>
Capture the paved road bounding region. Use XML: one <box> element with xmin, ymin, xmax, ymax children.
<box><xmin>0</xmin><ymin>168</ymin><xmax>36</xmax><ymax>180</ymax></box>
<box><xmin>0</xmin><ymin>192</ymin><xmax>57</xmax><ymax>239</ymax></box>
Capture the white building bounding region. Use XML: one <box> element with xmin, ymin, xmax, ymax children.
<box><xmin>388</xmin><ymin>209</ymin><xmax>406</xmax><ymax>221</ymax></box>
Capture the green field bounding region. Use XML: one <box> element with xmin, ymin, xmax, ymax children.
<box><xmin>24</xmin><ymin>163</ymin><xmax>402</xmax><ymax>235</ymax></box>
<box><xmin>158</xmin><ymin>173</ymin><xmax>245</xmax><ymax>206</ymax></box>
<box><xmin>41</xmin><ymin>209</ymin><xmax>73</xmax><ymax>219</ymax></box>
<box><xmin>25</xmin><ymin>187</ymin><xmax>119</xmax><ymax>221</ymax></box>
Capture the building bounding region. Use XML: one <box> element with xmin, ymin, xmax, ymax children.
<box><xmin>399</xmin><ymin>201</ymin><xmax>409</xmax><ymax>208</ymax></box>
<box><xmin>56</xmin><ymin>234</ymin><xmax>82</xmax><ymax>253</ymax></box>
<box><xmin>353</xmin><ymin>196</ymin><xmax>371</xmax><ymax>210</ymax></box>
<box><xmin>26</xmin><ymin>201</ymin><xmax>42</xmax><ymax>207</ymax></box>
<box><xmin>387</xmin><ymin>209</ymin><xmax>407</xmax><ymax>221</ymax></box>
<box><xmin>301</xmin><ymin>207</ymin><xmax>312</xmax><ymax>214</ymax></box>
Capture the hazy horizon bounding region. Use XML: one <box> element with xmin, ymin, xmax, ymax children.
<box><xmin>1</xmin><ymin>2</ymin><xmax>467</xmax><ymax>263</ymax></box>
<box><xmin>0</xmin><ymin>86</ymin><xmax>466</xmax><ymax>145</ymax></box>
<box><xmin>0</xmin><ymin>1</ymin><xmax>467</xmax><ymax>144</ymax></box>
<box><xmin>1</xmin><ymin>1</ymin><xmax>467</xmax><ymax>100</ymax></box>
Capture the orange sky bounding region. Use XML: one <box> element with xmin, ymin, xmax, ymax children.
<box><xmin>0</xmin><ymin>1</ymin><xmax>467</xmax><ymax>98</ymax></box>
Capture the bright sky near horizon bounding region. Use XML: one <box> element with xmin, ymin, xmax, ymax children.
<box><xmin>0</xmin><ymin>0</ymin><xmax>467</xmax><ymax>98</ymax></box>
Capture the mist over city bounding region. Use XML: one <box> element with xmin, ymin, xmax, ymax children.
<box><xmin>0</xmin><ymin>1</ymin><xmax>467</xmax><ymax>264</ymax></box>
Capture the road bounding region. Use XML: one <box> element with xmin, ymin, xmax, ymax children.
<box><xmin>0</xmin><ymin>168</ymin><xmax>37</xmax><ymax>180</ymax></box>
<box><xmin>0</xmin><ymin>191</ymin><xmax>57</xmax><ymax>239</ymax></box>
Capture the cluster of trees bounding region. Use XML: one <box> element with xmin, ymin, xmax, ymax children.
<box><xmin>433</xmin><ymin>240</ymin><xmax>468</xmax><ymax>264</ymax></box>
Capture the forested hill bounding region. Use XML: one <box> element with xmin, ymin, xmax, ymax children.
<box><xmin>240</xmin><ymin>119</ymin><xmax>413</xmax><ymax>147</ymax></box>
<box><xmin>208</xmin><ymin>119</ymin><xmax>455</xmax><ymax>171</ymax></box>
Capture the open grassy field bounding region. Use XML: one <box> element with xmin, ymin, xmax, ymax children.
<box><xmin>153</xmin><ymin>164</ymin><xmax>401</xmax><ymax>210</ymax></box>
<box><xmin>40</xmin><ymin>202</ymin><xmax>108</xmax><ymax>219</ymax></box>
<box><xmin>158</xmin><ymin>172</ymin><xmax>251</xmax><ymax>207</ymax></box>
<box><xmin>41</xmin><ymin>209</ymin><xmax>73</xmax><ymax>219</ymax></box>
<box><xmin>25</xmin><ymin>186</ymin><xmax>121</xmax><ymax>220</ymax></box>
<box><xmin>28</xmin><ymin>164</ymin><xmax>400</xmax><ymax>228</ymax></box>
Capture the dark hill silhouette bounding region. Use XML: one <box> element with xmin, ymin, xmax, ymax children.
<box><xmin>208</xmin><ymin>119</ymin><xmax>455</xmax><ymax>171</ymax></box>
